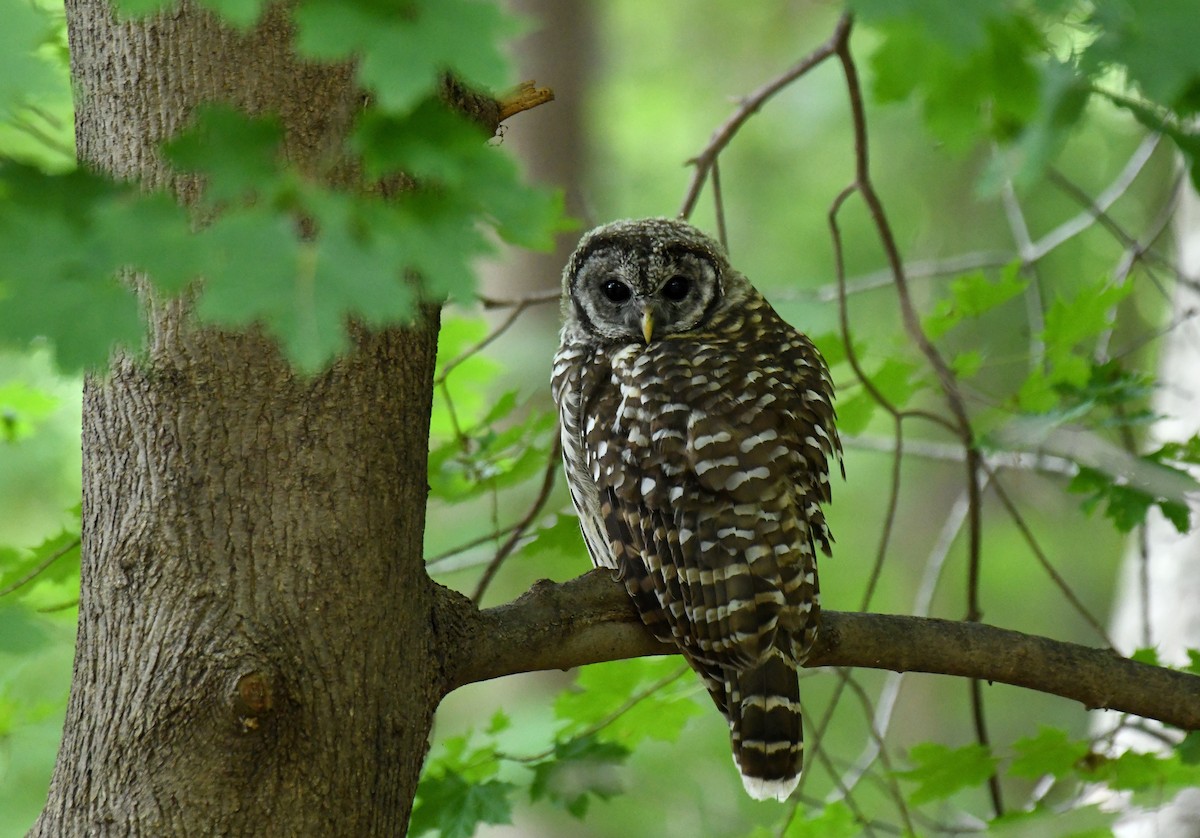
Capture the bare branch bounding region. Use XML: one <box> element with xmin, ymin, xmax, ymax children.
<box><xmin>678</xmin><ymin>14</ymin><xmax>850</xmax><ymax>219</ymax></box>
<box><xmin>832</xmin><ymin>23</ymin><xmax>994</xmax><ymax>804</ymax></box>
<box><xmin>477</xmin><ymin>289</ymin><xmax>559</xmax><ymax>309</ymax></box>
<box><xmin>435</xmin><ymin>299</ymin><xmax>533</xmax><ymax>386</ymax></box>
<box><xmin>471</xmin><ymin>437</ymin><xmax>563</xmax><ymax>603</ymax></box>
<box><xmin>438</xmin><ymin>570</ymin><xmax>1200</xmax><ymax>731</ymax></box>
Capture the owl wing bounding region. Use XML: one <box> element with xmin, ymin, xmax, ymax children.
<box><xmin>584</xmin><ymin>325</ymin><xmax>839</xmax><ymax>670</ymax></box>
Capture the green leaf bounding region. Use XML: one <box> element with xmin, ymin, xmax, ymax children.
<box><xmin>1130</xmin><ymin>647</ymin><xmax>1160</xmax><ymax>667</ymax></box>
<box><xmin>485</xmin><ymin>710</ymin><xmax>510</xmax><ymax>736</ymax></box>
<box><xmin>514</xmin><ymin>513</ymin><xmax>586</xmax><ymax>564</ymax></box>
<box><xmin>427</xmin><ymin>395</ymin><xmax>555</xmax><ymax>503</ymax></box>
<box><xmin>923</xmin><ymin>264</ymin><xmax>1028</xmax><ymax>339</ymax></box>
<box><xmin>529</xmin><ymin>735</ymin><xmax>629</xmax><ymax>819</ymax></box>
<box><xmin>860</xmin><ymin>4</ymin><xmax>1042</xmax><ymax>150</ymax></box>
<box><xmin>356</xmin><ymin>101</ymin><xmax>569</xmax><ymax>251</ymax></box>
<box><xmin>1020</xmin><ymin>283</ymin><xmax>1135</xmax><ymax>412</ymax></box>
<box><xmin>409</xmin><ymin>771</ymin><xmax>515</xmax><ymax>838</ymax></box>
<box><xmin>294</xmin><ymin>0</ymin><xmax>519</xmax><ymax>114</ymax></box>
<box><xmin>782</xmin><ymin>802</ymin><xmax>860</xmax><ymax>838</ymax></box>
<box><xmin>196</xmin><ymin>0</ymin><xmax>269</xmax><ymax>30</ymax></box>
<box><xmin>191</xmin><ymin>206</ymin><xmax>324</xmax><ymax>360</ymax></box>
<box><xmin>1187</xmin><ymin>648</ymin><xmax>1200</xmax><ymax>676</ymax></box>
<box><xmin>1099</xmin><ymin>93</ymin><xmax>1200</xmax><ymax>192</ymax></box>
<box><xmin>1178</xmin><ymin>731</ymin><xmax>1200</xmax><ymax>766</ymax></box>
<box><xmin>0</xmin><ymin>0</ymin><xmax>63</xmax><ymax>118</ymax></box>
<box><xmin>0</xmin><ymin>168</ymin><xmax>145</xmax><ymax>369</ymax></box>
<box><xmin>163</xmin><ymin>105</ymin><xmax>284</xmax><ymax>206</ymax></box>
<box><xmin>831</xmin><ymin>388</ymin><xmax>875</xmax><ymax>436</ymax></box>
<box><xmin>91</xmin><ymin>190</ymin><xmax>202</xmax><ymax>293</ymax></box>
<box><xmin>1042</xmin><ymin>283</ymin><xmax>1132</xmax><ymax>378</ymax></box>
<box><xmin>556</xmin><ymin>658</ymin><xmax>701</xmax><ymax>747</ymax></box>
<box><xmin>1067</xmin><ymin>462</ymin><xmax>1192</xmax><ymax>534</ymax></box>
<box><xmin>0</xmin><ymin>516</ymin><xmax>82</xmax><ymax>600</ymax></box>
<box><xmin>0</xmin><ymin>380</ymin><xmax>58</xmax><ymax>442</ymax></box>
<box><xmin>1154</xmin><ymin>434</ymin><xmax>1200</xmax><ymax>466</ymax></box>
<box><xmin>1085</xmin><ymin>0</ymin><xmax>1200</xmax><ymax>114</ymax></box>
<box><xmin>951</xmin><ymin>350</ymin><xmax>984</xmax><ymax>379</ymax></box>
<box><xmin>1081</xmin><ymin>749</ymin><xmax>1200</xmax><ymax>793</ymax></box>
<box><xmin>873</xmin><ymin>357</ymin><xmax>922</xmax><ymax>409</ymax></box>
<box><xmin>980</xmin><ymin>59</ymin><xmax>1091</xmax><ymax>192</ymax></box>
<box><xmin>988</xmin><ymin>802</ymin><xmax>1116</xmax><ymax>837</ymax></box>
<box><xmin>1008</xmin><ymin>727</ymin><xmax>1090</xmax><ymax>779</ymax></box>
<box><xmin>896</xmin><ymin>742</ymin><xmax>998</xmax><ymax>804</ymax></box>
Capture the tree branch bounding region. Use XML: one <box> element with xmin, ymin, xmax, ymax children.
<box><xmin>438</xmin><ymin>570</ymin><xmax>1200</xmax><ymax>731</ymax></box>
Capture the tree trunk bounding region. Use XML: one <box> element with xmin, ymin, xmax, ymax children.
<box><xmin>35</xmin><ymin>2</ymin><xmax>442</xmax><ymax>833</ymax></box>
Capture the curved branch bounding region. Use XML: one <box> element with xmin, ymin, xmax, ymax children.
<box><xmin>438</xmin><ymin>570</ymin><xmax>1200</xmax><ymax>731</ymax></box>
<box><xmin>677</xmin><ymin>14</ymin><xmax>850</xmax><ymax>219</ymax></box>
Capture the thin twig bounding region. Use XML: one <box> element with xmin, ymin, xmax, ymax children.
<box><xmin>830</xmin><ymin>186</ymin><xmax>957</xmax><ymax>434</ymax></box>
<box><xmin>425</xmin><ymin>522</ymin><xmax>522</xmax><ymax>568</ymax></box>
<box><xmin>844</xmin><ymin>433</ymin><xmax>1075</xmax><ymax>476</ymax></box>
<box><xmin>0</xmin><ymin>537</ymin><xmax>80</xmax><ymax>597</ymax></box>
<box><xmin>799</xmin><ymin>132</ymin><xmax>1165</xmax><ymax>308</ymax></box>
<box><xmin>833</xmin><ymin>479</ymin><xmax>989</xmax><ymax>800</ymax></box>
<box><xmin>711</xmin><ymin>157</ymin><xmax>729</xmax><ymax>252</ymax></box>
<box><xmin>500</xmin><ymin>664</ymin><xmax>691</xmax><ymax>763</ymax></box>
<box><xmin>858</xmin><ymin>415</ymin><xmax>903</xmax><ymax>611</ymax></box>
<box><xmin>841</xmin><ymin>675</ymin><xmax>916</xmax><ymax>837</ymax></box>
<box><xmin>9</xmin><ymin>114</ymin><xmax>75</xmax><ymax>158</ymax></box>
<box><xmin>997</xmin><ymin>158</ymin><xmax>1047</xmax><ymax>371</ymax></box>
<box><xmin>678</xmin><ymin>14</ymin><xmax>850</xmax><ymax>219</ymax></box>
<box><xmin>1032</xmin><ymin>133</ymin><xmax>1161</xmax><ymax>259</ymax></box>
<box><xmin>477</xmin><ymin>289</ymin><xmax>559</xmax><ymax>309</ymax></box>
<box><xmin>832</xmin><ymin>21</ymin><xmax>997</xmax><ymax>816</ymax></box>
<box><xmin>987</xmin><ymin>468</ymin><xmax>1115</xmax><ymax>646</ymax></box>
<box><xmin>807</xmin><ymin>250</ymin><xmax>1016</xmax><ymax>303</ymax></box>
<box><xmin>791</xmin><ymin>684</ymin><xmax>878</xmax><ymax>838</ymax></box>
<box><xmin>435</xmin><ymin>300</ymin><xmax>532</xmax><ymax>386</ymax></box>
<box><xmin>471</xmin><ymin>437</ymin><xmax>563</xmax><ymax>603</ymax></box>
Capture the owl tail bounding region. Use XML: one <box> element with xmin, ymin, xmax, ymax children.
<box><xmin>728</xmin><ymin>648</ymin><xmax>803</xmax><ymax>801</ymax></box>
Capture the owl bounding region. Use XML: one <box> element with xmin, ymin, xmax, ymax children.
<box><xmin>551</xmin><ymin>217</ymin><xmax>841</xmax><ymax>801</ymax></box>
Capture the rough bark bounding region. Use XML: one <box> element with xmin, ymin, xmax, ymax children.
<box><xmin>36</xmin><ymin>2</ymin><xmax>441</xmax><ymax>834</ymax></box>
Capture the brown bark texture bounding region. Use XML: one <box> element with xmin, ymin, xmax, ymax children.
<box><xmin>36</xmin><ymin>2</ymin><xmax>442</xmax><ymax>834</ymax></box>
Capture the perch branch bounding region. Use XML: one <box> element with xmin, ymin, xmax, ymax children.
<box><xmin>439</xmin><ymin>570</ymin><xmax>1200</xmax><ymax>731</ymax></box>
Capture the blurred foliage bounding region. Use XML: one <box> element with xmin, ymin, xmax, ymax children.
<box><xmin>3</xmin><ymin>0</ymin><xmax>1200</xmax><ymax>836</ymax></box>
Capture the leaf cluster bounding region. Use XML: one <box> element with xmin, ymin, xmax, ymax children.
<box><xmin>413</xmin><ymin>659</ymin><xmax>701</xmax><ymax>835</ymax></box>
<box><xmin>0</xmin><ymin>0</ymin><xmax>570</xmax><ymax>373</ymax></box>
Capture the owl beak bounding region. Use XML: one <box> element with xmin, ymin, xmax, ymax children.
<box><xmin>641</xmin><ymin>307</ymin><xmax>655</xmax><ymax>344</ymax></box>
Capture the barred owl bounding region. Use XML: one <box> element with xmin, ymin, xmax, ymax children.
<box><xmin>550</xmin><ymin>217</ymin><xmax>841</xmax><ymax>800</ymax></box>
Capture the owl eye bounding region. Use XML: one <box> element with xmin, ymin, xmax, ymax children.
<box><xmin>601</xmin><ymin>279</ymin><xmax>632</xmax><ymax>303</ymax></box>
<box><xmin>662</xmin><ymin>275</ymin><xmax>691</xmax><ymax>301</ymax></box>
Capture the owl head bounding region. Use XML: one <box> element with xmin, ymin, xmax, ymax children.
<box><xmin>562</xmin><ymin>217</ymin><xmax>749</xmax><ymax>344</ymax></box>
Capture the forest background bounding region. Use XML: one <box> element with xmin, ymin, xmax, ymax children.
<box><xmin>2</xmin><ymin>1</ymin><xmax>1200</xmax><ymax>836</ymax></box>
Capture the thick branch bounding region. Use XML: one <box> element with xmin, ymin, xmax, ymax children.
<box><xmin>439</xmin><ymin>570</ymin><xmax>1200</xmax><ymax>731</ymax></box>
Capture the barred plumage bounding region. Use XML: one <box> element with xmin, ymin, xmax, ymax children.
<box><xmin>551</xmin><ymin>217</ymin><xmax>840</xmax><ymax>801</ymax></box>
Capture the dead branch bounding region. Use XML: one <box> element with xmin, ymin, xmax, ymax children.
<box><xmin>498</xmin><ymin>81</ymin><xmax>555</xmax><ymax>122</ymax></box>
